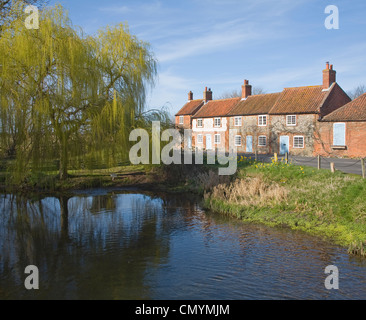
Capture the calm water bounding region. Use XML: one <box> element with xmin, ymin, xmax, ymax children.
<box><xmin>0</xmin><ymin>189</ymin><xmax>366</xmax><ymax>300</ymax></box>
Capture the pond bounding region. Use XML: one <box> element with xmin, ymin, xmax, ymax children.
<box><xmin>0</xmin><ymin>189</ymin><xmax>365</xmax><ymax>300</ymax></box>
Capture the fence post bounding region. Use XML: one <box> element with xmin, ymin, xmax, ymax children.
<box><xmin>255</xmin><ymin>150</ymin><xmax>258</xmax><ymax>162</ymax></box>
<box><xmin>285</xmin><ymin>152</ymin><xmax>288</xmax><ymax>164</ymax></box>
<box><xmin>362</xmin><ymin>158</ymin><xmax>365</xmax><ymax>179</ymax></box>
<box><xmin>318</xmin><ymin>155</ymin><xmax>321</xmax><ymax>170</ymax></box>
<box><xmin>330</xmin><ymin>162</ymin><xmax>335</xmax><ymax>173</ymax></box>
<box><xmin>274</xmin><ymin>153</ymin><xmax>278</xmax><ymax>163</ymax></box>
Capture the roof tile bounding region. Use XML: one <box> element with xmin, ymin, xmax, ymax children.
<box><xmin>176</xmin><ymin>99</ymin><xmax>204</xmax><ymax>116</ymax></box>
<box><xmin>228</xmin><ymin>93</ymin><xmax>281</xmax><ymax>116</ymax></box>
<box><xmin>322</xmin><ymin>93</ymin><xmax>366</xmax><ymax>121</ymax></box>
<box><xmin>192</xmin><ymin>97</ymin><xmax>241</xmax><ymax>118</ymax></box>
<box><xmin>269</xmin><ymin>85</ymin><xmax>329</xmax><ymax>114</ymax></box>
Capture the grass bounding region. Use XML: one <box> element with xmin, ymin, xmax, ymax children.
<box><xmin>0</xmin><ymin>164</ymin><xmax>150</xmax><ymax>193</ymax></box>
<box><xmin>1</xmin><ymin>155</ymin><xmax>366</xmax><ymax>257</ymax></box>
<box><xmin>203</xmin><ymin>156</ymin><xmax>366</xmax><ymax>257</ymax></box>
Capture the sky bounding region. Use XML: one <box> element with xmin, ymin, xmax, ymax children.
<box><xmin>48</xmin><ymin>0</ymin><xmax>366</xmax><ymax>116</ymax></box>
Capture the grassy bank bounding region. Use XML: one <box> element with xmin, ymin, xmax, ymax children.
<box><xmin>2</xmin><ymin>156</ymin><xmax>366</xmax><ymax>257</ymax></box>
<box><xmin>203</xmin><ymin>156</ymin><xmax>366</xmax><ymax>257</ymax></box>
<box><xmin>0</xmin><ymin>162</ymin><xmax>212</xmax><ymax>195</ymax></box>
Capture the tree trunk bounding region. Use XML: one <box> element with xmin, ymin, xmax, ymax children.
<box><xmin>59</xmin><ymin>135</ymin><xmax>68</xmax><ymax>180</ymax></box>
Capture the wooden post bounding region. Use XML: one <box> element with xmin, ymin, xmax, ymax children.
<box><xmin>285</xmin><ymin>152</ymin><xmax>288</xmax><ymax>164</ymax></box>
<box><xmin>274</xmin><ymin>153</ymin><xmax>278</xmax><ymax>163</ymax></box>
<box><xmin>318</xmin><ymin>155</ymin><xmax>321</xmax><ymax>170</ymax></box>
<box><xmin>362</xmin><ymin>158</ymin><xmax>365</xmax><ymax>179</ymax></box>
<box><xmin>255</xmin><ymin>150</ymin><xmax>258</xmax><ymax>162</ymax></box>
<box><xmin>330</xmin><ymin>162</ymin><xmax>335</xmax><ymax>173</ymax></box>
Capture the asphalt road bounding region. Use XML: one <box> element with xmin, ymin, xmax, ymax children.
<box><xmin>241</xmin><ymin>153</ymin><xmax>365</xmax><ymax>176</ymax></box>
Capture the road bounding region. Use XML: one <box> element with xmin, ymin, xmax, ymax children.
<box><xmin>239</xmin><ymin>154</ymin><xmax>365</xmax><ymax>176</ymax></box>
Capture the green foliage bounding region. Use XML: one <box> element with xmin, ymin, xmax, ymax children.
<box><xmin>206</xmin><ymin>159</ymin><xmax>366</xmax><ymax>256</ymax></box>
<box><xmin>0</xmin><ymin>2</ymin><xmax>161</xmax><ymax>182</ymax></box>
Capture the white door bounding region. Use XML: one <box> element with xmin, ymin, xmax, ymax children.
<box><xmin>206</xmin><ymin>135</ymin><xmax>212</xmax><ymax>150</ymax></box>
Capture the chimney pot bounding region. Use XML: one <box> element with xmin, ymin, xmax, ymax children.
<box><xmin>242</xmin><ymin>79</ymin><xmax>252</xmax><ymax>99</ymax></box>
<box><xmin>323</xmin><ymin>62</ymin><xmax>336</xmax><ymax>89</ymax></box>
<box><xmin>204</xmin><ymin>87</ymin><xmax>213</xmax><ymax>102</ymax></box>
<box><xmin>326</xmin><ymin>62</ymin><xmax>330</xmax><ymax>69</ymax></box>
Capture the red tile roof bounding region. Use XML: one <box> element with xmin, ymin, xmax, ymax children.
<box><xmin>192</xmin><ymin>97</ymin><xmax>241</xmax><ymax>118</ymax></box>
<box><xmin>322</xmin><ymin>93</ymin><xmax>366</xmax><ymax>121</ymax></box>
<box><xmin>269</xmin><ymin>85</ymin><xmax>330</xmax><ymax>115</ymax></box>
<box><xmin>227</xmin><ymin>93</ymin><xmax>281</xmax><ymax>116</ymax></box>
<box><xmin>175</xmin><ymin>99</ymin><xmax>204</xmax><ymax>116</ymax></box>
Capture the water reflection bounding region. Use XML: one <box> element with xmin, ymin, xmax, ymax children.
<box><xmin>0</xmin><ymin>190</ymin><xmax>366</xmax><ymax>300</ymax></box>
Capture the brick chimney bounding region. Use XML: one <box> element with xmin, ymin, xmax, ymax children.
<box><xmin>242</xmin><ymin>79</ymin><xmax>252</xmax><ymax>99</ymax></box>
<box><xmin>203</xmin><ymin>87</ymin><xmax>213</xmax><ymax>103</ymax></box>
<box><xmin>323</xmin><ymin>62</ymin><xmax>336</xmax><ymax>89</ymax></box>
<box><xmin>188</xmin><ymin>91</ymin><xmax>193</xmax><ymax>101</ymax></box>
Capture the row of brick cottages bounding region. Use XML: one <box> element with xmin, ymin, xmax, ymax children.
<box><xmin>175</xmin><ymin>63</ymin><xmax>366</xmax><ymax>158</ymax></box>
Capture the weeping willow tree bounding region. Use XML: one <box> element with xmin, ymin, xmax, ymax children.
<box><xmin>0</xmin><ymin>2</ymin><xmax>159</xmax><ymax>182</ymax></box>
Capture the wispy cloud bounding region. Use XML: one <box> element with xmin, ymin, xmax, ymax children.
<box><xmin>157</xmin><ymin>31</ymin><xmax>255</xmax><ymax>63</ymax></box>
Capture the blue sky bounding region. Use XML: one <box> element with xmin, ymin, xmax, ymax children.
<box><xmin>49</xmin><ymin>0</ymin><xmax>366</xmax><ymax>116</ymax></box>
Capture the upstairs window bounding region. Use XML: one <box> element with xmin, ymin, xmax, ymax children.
<box><xmin>197</xmin><ymin>119</ymin><xmax>203</xmax><ymax>128</ymax></box>
<box><xmin>179</xmin><ymin>116</ymin><xmax>184</xmax><ymax>124</ymax></box>
<box><xmin>286</xmin><ymin>115</ymin><xmax>296</xmax><ymax>126</ymax></box>
<box><xmin>214</xmin><ymin>118</ymin><xmax>221</xmax><ymax>127</ymax></box>
<box><xmin>258</xmin><ymin>115</ymin><xmax>267</xmax><ymax>126</ymax></box>
<box><xmin>234</xmin><ymin>117</ymin><xmax>242</xmax><ymax>126</ymax></box>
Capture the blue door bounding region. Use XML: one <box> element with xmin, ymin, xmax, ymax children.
<box><xmin>333</xmin><ymin>123</ymin><xmax>346</xmax><ymax>146</ymax></box>
<box><xmin>246</xmin><ymin>136</ymin><xmax>253</xmax><ymax>153</ymax></box>
<box><xmin>280</xmin><ymin>136</ymin><xmax>289</xmax><ymax>154</ymax></box>
<box><xmin>206</xmin><ymin>135</ymin><xmax>212</xmax><ymax>150</ymax></box>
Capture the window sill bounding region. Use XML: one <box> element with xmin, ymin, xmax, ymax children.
<box><xmin>331</xmin><ymin>145</ymin><xmax>347</xmax><ymax>150</ymax></box>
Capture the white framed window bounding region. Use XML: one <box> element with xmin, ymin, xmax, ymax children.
<box><xmin>258</xmin><ymin>135</ymin><xmax>267</xmax><ymax>147</ymax></box>
<box><xmin>197</xmin><ymin>119</ymin><xmax>203</xmax><ymax>128</ymax></box>
<box><xmin>214</xmin><ymin>134</ymin><xmax>221</xmax><ymax>144</ymax></box>
<box><xmin>197</xmin><ymin>134</ymin><xmax>203</xmax><ymax>144</ymax></box>
<box><xmin>234</xmin><ymin>117</ymin><xmax>242</xmax><ymax>126</ymax></box>
<box><xmin>258</xmin><ymin>115</ymin><xmax>267</xmax><ymax>126</ymax></box>
<box><xmin>179</xmin><ymin>116</ymin><xmax>184</xmax><ymax>124</ymax></box>
<box><xmin>293</xmin><ymin>136</ymin><xmax>304</xmax><ymax>148</ymax></box>
<box><xmin>214</xmin><ymin>118</ymin><xmax>221</xmax><ymax>127</ymax></box>
<box><xmin>235</xmin><ymin>135</ymin><xmax>242</xmax><ymax>146</ymax></box>
<box><xmin>286</xmin><ymin>115</ymin><xmax>296</xmax><ymax>126</ymax></box>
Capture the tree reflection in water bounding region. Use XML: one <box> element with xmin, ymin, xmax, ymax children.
<box><xmin>0</xmin><ymin>191</ymin><xmax>200</xmax><ymax>299</ymax></box>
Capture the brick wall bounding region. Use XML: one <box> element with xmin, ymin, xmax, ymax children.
<box><xmin>192</xmin><ymin>117</ymin><xmax>229</xmax><ymax>151</ymax></box>
<box><xmin>228</xmin><ymin>115</ymin><xmax>271</xmax><ymax>154</ymax></box>
<box><xmin>270</xmin><ymin>114</ymin><xmax>318</xmax><ymax>156</ymax></box>
<box><xmin>320</xmin><ymin>84</ymin><xmax>351</xmax><ymax>118</ymax></box>
<box><xmin>315</xmin><ymin>121</ymin><xmax>366</xmax><ymax>158</ymax></box>
<box><xmin>175</xmin><ymin>115</ymin><xmax>192</xmax><ymax>129</ymax></box>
